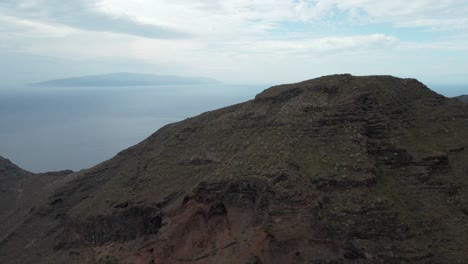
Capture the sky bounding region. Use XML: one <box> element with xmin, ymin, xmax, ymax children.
<box><xmin>1</xmin><ymin>0</ymin><xmax>468</xmax><ymax>86</ymax></box>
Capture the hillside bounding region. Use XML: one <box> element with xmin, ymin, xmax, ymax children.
<box><xmin>30</xmin><ymin>72</ymin><xmax>220</xmax><ymax>87</ymax></box>
<box><xmin>0</xmin><ymin>156</ymin><xmax>33</xmax><ymax>231</ymax></box>
<box><xmin>0</xmin><ymin>156</ymin><xmax>73</xmax><ymax>243</ymax></box>
<box><xmin>1</xmin><ymin>74</ymin><xmax>467</xmax><ymax>264</ymax></box>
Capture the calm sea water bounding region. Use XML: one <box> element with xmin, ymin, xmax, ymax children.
<box><xmin>0</xmin><ymin>84</ymin><xmax>267</xmax><ymax>172</ymax></box>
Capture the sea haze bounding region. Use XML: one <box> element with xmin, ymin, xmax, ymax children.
<box><xmin>0</xmin><ymin>84</ymin><xmax>266</xmax><ymax>172</ymax></box>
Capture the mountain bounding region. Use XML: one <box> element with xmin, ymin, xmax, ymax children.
<box><xmin>454</xmin><ymin>95</ymin><xmax>468</xmax><ymax>103</ymax></box>
<box><xmin>1</xmin><ymin>74</ymin><xmax>467</xmax><ymax>264</ymax></box>
<box><xmin>30</xmin><ymin>72</ymin><xmax>221</xmax><ymax>87</ymax></box>
<box><xmin>0</xmin><ymin>156</ymin><xmax>73</xmax><ymax>243</ymax></box>
<box><xmin>0</xmin><ymin>156</ymin><xmax>32</xmax><ymax>179</ymax></box>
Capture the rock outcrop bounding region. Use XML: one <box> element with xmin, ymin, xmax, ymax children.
<box><xmin>0</xmin><ymin>75</ymin><xmax>467</xmax><ymax>264</ymax></box>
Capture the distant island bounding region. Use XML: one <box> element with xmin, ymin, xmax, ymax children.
<box><xmin>30</xmin><ymin>72</ymin><xmax>221</xmax><ymax>87</ymax></box>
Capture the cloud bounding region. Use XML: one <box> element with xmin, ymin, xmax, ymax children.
<box><xmin>323</xmin><ymin>0</ymin><xmax>468</xmax><ymax>30</ymax></box>
<box><xmin>0</xmin><ymin>0</ymin><xmax>467</xmax><ymax>85</ymax></box>
<box><xmin>93</xmin><ymin>0</ymin><xmax>325</xmax><ymax>37</ymax></box>
<box><xmin>94</xmin><ymin>0</ymin><xmax>468</xmax><ymax>37</ymax></box>
<box><xmin>0</xmin><ymin>15</ymin><xmax>75</xmax><ymax>37</ymax></box>
<box><xmin>0</xmin><ymin>0</ymin><xmax>189</xmax><ymax>39</ymax></box>
<box><xmin>236</xmin><ymin>34</ymin><xmax>398</xmax><ymax>54</ymax></box>
<box><xmin>401</xmin><ymin>35</ymin><xmax>468</xmax><ymax>51</ymax></box>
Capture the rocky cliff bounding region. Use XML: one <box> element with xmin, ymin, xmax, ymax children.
<box><xmin>0</xmin><ymin>75</ymin><xmax>467</xmax><ymax>264</ymax></box>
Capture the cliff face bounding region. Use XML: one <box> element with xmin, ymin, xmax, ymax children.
<box><xmin>1</xmin><ymin>75</ymin><xmax>467</xmax><ymax>264</ymax></box>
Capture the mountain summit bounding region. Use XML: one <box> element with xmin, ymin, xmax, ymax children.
<box><xmin>1</xmin><ymin>74</ymin><xmax>467</xmax><ymax>264</ymax></box>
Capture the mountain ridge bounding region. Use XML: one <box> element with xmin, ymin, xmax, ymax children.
<box><xmin>0</xmin><ymin>156</ymin><xmax>32</xmax><ymax>178</ymax></box>
<box><xmin>1</xmin><ymin>74</ymin><xmax>467</xmax><ymax>263</ymax></box>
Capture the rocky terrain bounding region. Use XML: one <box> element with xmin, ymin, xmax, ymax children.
<box><xmin>0</xmin><ymin>74</ymin><xmax>467</xmax><ymax>263</ymax></box>
<box><xmin>0</xmin><ymin>156</ymin><xmax>73</xmax><ymax>243</ymax></box>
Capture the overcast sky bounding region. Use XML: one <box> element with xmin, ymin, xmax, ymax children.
<box><xmin>1</xmin><ymin>0</ymin><xmax>468</xmax><ymax>85</ymax></box>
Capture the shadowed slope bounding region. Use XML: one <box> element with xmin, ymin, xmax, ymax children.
<box><xmin>0</xmin><ymin>156</ymin><xmax>72</xmax><ymax>243</ymax></box>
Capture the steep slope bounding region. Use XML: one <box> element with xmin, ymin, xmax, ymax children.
<box><xmin>0</xmin><ymin>156</ymin><xmax>33</xmax><ymax>233</ymax></box>
<box><xmin>1</xmin><ymin>75</ymin><xmax>467</xmax><ymax>264</ymax></box>
<box><xmin>0</xmin><ymin>156</ymin><xmax>72</xmax><ymax>242</ymax></box>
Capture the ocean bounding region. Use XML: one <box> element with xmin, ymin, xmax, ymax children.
<box><xmin>0</xmin><ymin>84</ymin><xmax>267</xmax><ymax>172</ymax></box>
